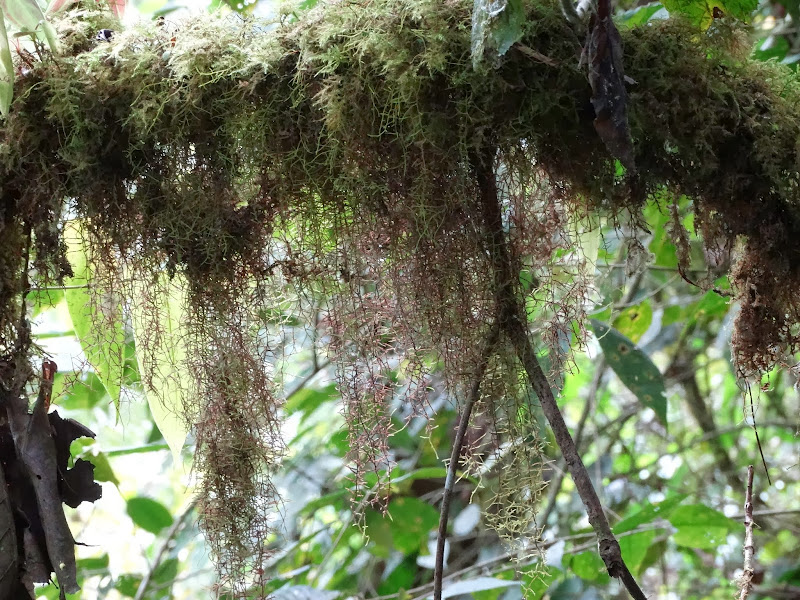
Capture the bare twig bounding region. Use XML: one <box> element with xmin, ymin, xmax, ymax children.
<box><xmin>538</xmin><ymin>359</ymin><xmax>603</xmax><ymax>528</ymax></box>
<box><xmin>133</xmin><ymin>499</ymin><xmax>197</xmax><ymax>600</ymax></box>
<box><xmin>737</xmin><ymin>465</ymin><xmax>756</xmax><ymax>600</ymax></box>
<box><xmin>513</xmin><ymin>42</ymin><xmax>560</xmax><ymax>66</ymax></box>
<box><xmin>433</xmin><ymin>323</ymin><xmax>500</xmax><ymax>600</ymax></box>
<box><xmin>741</xmin><ymin>383</ymin><xmax>771</xmax><ymax>485</ymax></box>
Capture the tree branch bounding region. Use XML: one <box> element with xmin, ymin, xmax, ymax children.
<box><xmin>433</xmin><ymin>323</ymin><xmax>500</xmax><ymax>600</ymax></box>
<box><xmin>134</xmin><ymin>500</ymin><xmax>197</xmax><ymax>600</ymax></box>
<box><xmin>737</xmin><ymin>465</ymin><xmax>756</xmax><ymax>600</ymax></box>
<box><xmin>471</xmin><ymin>146</ymin><xmax>647</xmax><ymax>600</ymax></box>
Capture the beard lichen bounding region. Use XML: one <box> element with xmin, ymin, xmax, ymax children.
<box><xmin>2</xmin><ymin>0</ymin><xmax>800</xmax><ymax>595</ymax></box>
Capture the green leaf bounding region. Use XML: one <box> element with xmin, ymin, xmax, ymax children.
<box><xmin>126</xmin><ymin>496</ymin><xmax>173</xmax><ymax>534</ymax></box>
<box><xmin>754</xmin><ymin>35</ymin><xmax>790</xmax><ymax>62</ymax></box>
<box><xmin>285</xmin><ymin>383</ymin><xmax>338</xmax><ymax>418</ymax></box>
<box><xmin>521</xmin><ymin>567</ymin><xmax>560</xmax><ymax>599</ymax></box>
<box><xmin>590</xmin><ymin>320</ymin><xmax>668</xmax><ymax>429</ymax></box>
<box><xmin>129</xmin><ymin>271</ymin><xmax>192</xmax><ymax>464</ymax></box>
<box><xmin>387</xmin><ymin>497</ymin><xmax>439</xmax><ymax>554</ymax></box>
<box><xmin>619</xmin><ymin>530</ymin><xmax>656</xmax><ymax>574</ymax></box>
<box><xmin>377</xmin><ymin>555</ymin><xmax>416</xmax><ymax>595</ymax></box>
<box><xmin>81</xmin><ymin>451</ymin><xmax>119</xmax><ymax>485</ymax></box>
<box><xmin>0</xmin><ymin>9</ymin><xmax>12</xmax><ymax>118</ymax></box>
<box><xmin>661</xmin><ymin>0</ymin><xmax>756</xmax><ymax>27</ymax></box>
<box><xmin>63</xmin><ymin>221</ymin><xmax>125</xmax><ymax>410</ymax></box>
<box><xmin>471</xmin><ymin>0</ymin><xmax>525</xmax><ymax>69</ymax></box>
<box><xmin>53</xmin><ymin>371</ymin><xmax>108</xmax><ymax>411</ymax></box>
<box><xmin>29</xmin><ymin>287</ymin><xmax>62</xmax><ymax>317</ymax></box>
<box><xmin>638</xmin><ymin>540</ymin><xmax>667</xmax><ymax>574</ymax></box>
<box><xmin>619</xmin><ymin>3</ymin><xmax>666</xmax><ymax>26</ymax></box>
<box><xmin>1</xmin><ymin>0</ymin><xmax>59</xmax><ymax>52</ymax></box>
<box><xmin>298</xmin><ymin>489</ymin><xmax>348</xmax><ymax>516</ymax></box>
<box><xmin>778</xmin><ymin>564</ymin><xmax>800</xmax><ymax>584</ymax></box>
<box><xmin>569</xmin><ymin>552</ymin><xmax>608</xmax><ymax>583</ymax></box>
<box><xmin>549</xmin><ymin>578</ymin><xmax>583</xmax><ymax>600</ymax></box>
<box><xmin>115</xmin><ymin>574</ymin><xmax>142</xmax><ymax>597</ymax></box>
<box><xmin>612</xmin><ymin>301</ymin><xmax>653</xmax><ymax>343</ymax></box>
<box><xmin>151</xmin><ymin>557</ymin><xmax>179</xmax><ymax>586</ymax></box>
<box><xmin>77</xmin><ymin>553</ymin><xmax>109</xmax><ymax>571</ymax></box>
<box><xmin>614</xmin><ymin>494</ymin><xmax>687</xmax><ymax>533</ymax></box>
<box><xmin>668</xmin><ymin>504</ymin><xmax>739</xmax><ymax>549</ymax></box>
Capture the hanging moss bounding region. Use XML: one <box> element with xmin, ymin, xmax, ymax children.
<box><xmin>2</xmin><ymin>0</ymin><xmax>800</xmax><ymax>594</ymax></box>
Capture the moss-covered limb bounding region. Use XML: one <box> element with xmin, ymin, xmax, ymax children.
<box><xmin>3</xmin><ymin>2</ymin><xmax>799</xmax><ymax>267</ymax></box>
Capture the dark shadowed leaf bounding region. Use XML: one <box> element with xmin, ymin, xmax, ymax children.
<box><xmin>591</xmin><ymin>320</ymin><xmax>668</xmax><ymax>428</ymax></box>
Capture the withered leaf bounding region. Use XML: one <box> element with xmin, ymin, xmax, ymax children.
<box><xmin>586</xmin><ymin>12</ymin><xmax>636</xmax><ymax>171</ymax></box>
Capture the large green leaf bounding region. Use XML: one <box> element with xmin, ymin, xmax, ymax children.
<box><xmin>387</xmin><ymin>496</ymin><xmax>439</xmax><ymax>553</ymax></box>
<box><xmin>0</xmin><ymin>8</ymin><xmax>13</xmax><ymax>117</ymax></box>
<box><xmin>667</xmin><ymin>504</ymin><xmax>739</xmax><ymax>549</ymax></box>
<box><xmin>619</xmin><ymin>3</ymin><xmax>667</xmax><ymax>26</ymax></box>
<box><xmin>590</xmin><ymin>320</ymin><xmax>668</xmax><ymax>429</ymax></box>
<box><xmin>618</xmin><ymin>530</ymin><xmax>656</xmax><ymax>574</ymax></box>
<box><xmin>129</xmin><ymin>272</ymin><xmax>192</xmax><ymax>464</ymax></box>
<box><xmin>569</xmin><ymin>551</ymin><xmax>609</xmax><ymax>583</ymax></box>
<box><xmin>661</xmin><ymin>0</ymin><xmax>757</xmax><ymax>27</ymax></box>
<box><xmin>63</xmin><ymin>220</ymin><xmax>125</xmax><ymax>410</ymax></box>
<box><xmin>614</xmin><ymin>494</ymin><xmax>686</xmax><ymax>533</ymax></box>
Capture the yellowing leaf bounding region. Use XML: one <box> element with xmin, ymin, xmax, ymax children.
<box><xmin>129</xmin><ymin>271</ymin><xmax>192</xmax><ymax>465</ymax></box>
<box><xmin>63</xmin><ymin>220</ymin><xmax>125</xmax><ymax>410</ymax></box>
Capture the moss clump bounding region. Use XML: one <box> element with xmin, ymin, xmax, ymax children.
<box><xmin>2</xmin><ymin>0</ymin><xmax>800</xmax><ymax>594</ymax></box>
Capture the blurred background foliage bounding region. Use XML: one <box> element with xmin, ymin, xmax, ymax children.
<box><xmin>19</xmin><ymin>0</ymin><xmax>800</xmax><ymax>598</ymax></box>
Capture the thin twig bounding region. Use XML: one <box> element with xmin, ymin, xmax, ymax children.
<box><xmin>133</xmin><ymin>499</ymin><xmax>197</xmax><ymax>600</ymax></box>
<box><xmin>371</xmin><ymin>523</ymin><xmax>666</xmax><ymax>600</ymax></box>
<box><xmin>513</xmin><ymin>42</ymin><xmax>560</xmax><ymax>66</ymax></box>
<box><xmin>597</xmin><ymin>262</ymin><xmax>710</xmax><ymax>273</ymax></box>
<box><xmin>737</xmin><ymin>465</ymin><xmax>756</xmax><ymax>600</ymax></box>
<box><xmin>284</xmin><ymin>359</ymin><xmax>332</xmax><ymax>400</ymax></box>
<box><xmin>433</xmin><ymin>323</ymin><xmax>500</xmax><ymax>600</ymax></box>
<box><xmin>742</xmin><ymin>382</ymin><xmax>771</xmax><ymax>485</ymax></box>
<box><xmin>27</xmin><ymin>284</ymin><xmax>91</xmax><ymax>292</ymax></box>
